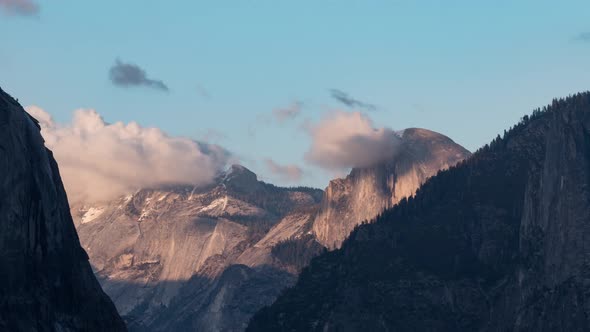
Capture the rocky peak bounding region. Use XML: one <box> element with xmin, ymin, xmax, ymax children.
<box><xmin>313</xmin><ymin>127</ymin><xmax>470</xmax><ymax>248</ymax></box>
<box><xmin>222</xmin><ymin>164</ymin><xmax>259</xmax><ymax>191</ymax></box>
<box><xmin>72</xmin><ymin>159</ymin><xmax>323</xmax><ymax>331</ymax></box>
<box><xmin>247</xmin><ymin>92</ymin><xmax>590</xmax><ymax>332</ymax></box>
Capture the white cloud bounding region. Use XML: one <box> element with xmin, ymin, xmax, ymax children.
<box><xmin>304</xmin><ymin>111</ymin><xmax>401</xmax><ymax>170</ymax></box>
<box><xmin>26</xmin><ymin>106</ymin><xmax>230</xmax><ymax>203</ymax></box>
<box><xmin>264</xmin><ymin>159</ymin><xmax>303</xmax><ymax>182</ymax></box>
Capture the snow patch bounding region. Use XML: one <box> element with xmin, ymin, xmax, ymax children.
<box><xmin>81</xmin><ymin>207</ymin><xmax>104</xmax><ymax>224</ymax></box>
<box><xmin>138</xmin><ymin>207</ymin><xmax>154</xmax><ymax>221</ymax></box>
<box><xmin>200</xmin><ymin>196</ymin><xmax>228</xmax><ymax>213</ymax></box>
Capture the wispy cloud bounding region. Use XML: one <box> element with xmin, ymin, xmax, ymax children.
<box><xmin>272</xmin><ymin>101</ymin><xmax>303</xmax><ymax>123</ymax></box>
<box><xmin>201</xmin><ymin>128</ymin><xmax>227</xmax><ymax>142</ymax></box>
<box><xmin>196</xmin><ymin>84</ymin><xmax>211</xmax><ymax>99</ymax></box>
<box><xmin>109</xmin><ymin>59</ymin><xmax>169</xmax><ymax>92</ymax></box>
<box><xmin>0</xmin><ymin>0</ymin><xmax>39</xmax><ymax>16</ymax></box>
<box><xmin>265</xmin><ymin>159</ymin><xmax>304</xmax><ymax>182</ymax></box>
<box><xmin>575</xmin><ymin>32</ymin><xmax>590</xmax><ymax>42</ymax></box>
<box><xmin>304</xmin><ymin>110</ymin><xmax>400</xmax><ymax>170</ymax></box>
<box><xmin>412</xmin><ymin>103</ymin><xmax>427</xmax><ymax>113</ymax></box>
<box><xmin>330</xmin><ymin>89</ymin><xmax>377</xmax><ymax>111</ymax></box>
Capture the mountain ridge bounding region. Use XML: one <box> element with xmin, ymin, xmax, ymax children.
<box><xmin>313</xmin><ymin>127</ymin><xmax>471</xmax><ymax>248</ymax></box>
<box><xmin>71</xmin><ymin>124</ymin><xmax>470</xmax><ymax>331</ymax></box>
<box><xmin>247</xmin><ymin>92</ymin><xmax>590</xmax><ymax>332</ymax></box>
<box><xmin>72</xmin><ymin>163</ymin><xmax>324</xmax><ymax>331</ymax></box>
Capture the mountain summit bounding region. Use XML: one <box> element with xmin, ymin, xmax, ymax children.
<box><xmin>248</xmin><ymin>92</ymin><xmax>590</xmax><ymax>331</ymax></box>
<box><xmin>0</xmin><ymin>87</ymin><xmax>126</xmax><ymax>331</ymax></box>
<box><xmin>222</xmin><ymin>164</ymin><xmax>259</xmax><ymax>189</ymax></box>
<box><xmin>72</xmin><ymin>129</ymin><xmax>468</xmax><ymax>331</ymax></box>
<box><xmin>313</xmin><ymin>127</ymin><xmax>471</xmax><ymax>248</ymax></box>
<box><xmin>73</xmin><ymin>164</ymin><xmax>323</xmax><ymax>331</ymax></box>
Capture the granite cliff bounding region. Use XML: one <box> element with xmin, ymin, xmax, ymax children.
<box><xmin>248</xmin><ymin>92</ymin><xmax>590</xmax><ymax>332</ymax></box>
<box><xmin>313</xmin><ymin>128</ymin><xmax>470</xmax><ymax>248</ymax></box>
<box><xmin>72</xmin><ymin>129</ymin><xmax>468</xmax><ymax>331</ymax></box>
<box><xmin>0</xmin><ymin>87</ymin><xmax>126</xmax><ymax>331</ymax></box>
<box><xmin>72</xmin><ymin>165</ymin><xmax>324</xmax><ymax>331</ymax></box>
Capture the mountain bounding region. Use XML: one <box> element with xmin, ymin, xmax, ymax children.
<box><xmin>0</xmin><ymin>87</ymin><xmax>126</xmax><ymax>331</ymax></box>
<box><xmin>248</xmin><ymin>92</ymin><xmax>590</xmax><ymax>331</ymax></box>
<box><xmin>72</xmin><ymin>127</ymin><xmax>469</xmax><ymax>331</ymax></box>
<box><xmin>72</xmin><ymin>164</ymin><xmax>324</xmax><ymax>331</ymax></box>
<box><xmin>313</xmin><ymin>128</ymin><xmax>471</xmax><ymax>248</ymax></box>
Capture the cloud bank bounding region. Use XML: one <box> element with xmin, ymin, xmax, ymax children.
<box><xmin>27</xmin><ymin>106</ymin><xmax>230</xmax><ymax>203</ymax></box>
<box><xmin>0</xmin><ymin>0</ymin><xmax>38</xmax><ymax>16</ymax></box>
<box><xmin>264</xmin><ymin>159</ymin><xmax>303</xmax><ymax>182</ymax></box>
<box><xmin>304</xmin><ymin>111</ymin><xmax>400</xmax><ymax>170</ymax></box>
<box><xmin>109</xmin><ymin>59</ymin><xmax>169</xmax><ymax>92</ymax></box>
<box><xmin>330</xmin><ymin>89</ymin><xmax>377</xmax><ymax>111</ymax></box>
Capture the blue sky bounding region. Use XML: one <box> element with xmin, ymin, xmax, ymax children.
<box><xmin>2</xmin><ymin>0</ymin><xmax>590</xmax><ymax>189</ymax></box>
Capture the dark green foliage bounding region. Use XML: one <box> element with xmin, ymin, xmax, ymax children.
<box><xmin>247</xmin><ymin>92</ymin><xmax>590</xmax><ymax>332</ymax></box>
<box><xmin>271</xmin><ymin>235</ymin><xmax>326</xmax><ymax>272</ymax></box>
<box><xmin>229</xmin><ymin>182</ymin><xmax>323</xmax><ymax>217</ymax></box>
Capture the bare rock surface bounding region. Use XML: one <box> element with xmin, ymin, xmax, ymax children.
<box><xmin>0</xmin><ymin>87</ymin><xmax>126</xmax><ymax>331</ymax></box>
<box><xmin>248</xmin><ymin>93</ymin><xmax>590</xmax><ymax>332</ymax></box>
<box><xmin>73</xmin><ymin>167</ymin><xmax>323</xmax><ymax>331</ymax></box>
<box><xmin>313</xmin><ymin>128</ymin><xmax>471</xmax><ymax>248</ymax></box>
<box><xmin>72</xmin><ymin>125</ymin><xmax>467</xmax><ymax>331</ymax></box>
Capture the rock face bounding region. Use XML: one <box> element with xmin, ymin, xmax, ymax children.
<box><xmin>0</xmin><ymin>87</ymin><xmax>126</xmax><ymax>331</ymax></box>
<box><xmin>72</xmin><ymin>128</ymin><xmax>468</xmax><ymax>331</ymax></box>
<box><xmin>72</xmin><ymin>165</ymin><xmax>324</xmax><ymax>331</ymax></box>
<box><xmin>247</xmin><ymin>93</ymin><xmax>590</xmax><ymax>332</ymax></box>
<box><xmin>313</xmin><ymin>128</ymin><xmax>471</xmax><ymax>248</ymax></box>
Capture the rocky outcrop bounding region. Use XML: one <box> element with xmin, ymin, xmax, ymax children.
<box><xmin>71</xmin><ymin>126</ymin><xmax>469</xmax><ymax>331</ymax></box>
<box><xmin>313</xmin><ymin>128</ymin><xmax>471</xmax><ymax>248</ymax></box>
<box><xmin>0</xmin><ymin>87</ymin><xmax>126</xmax><ymax>331</ymax></box>
<box><xmin>141</xmin><ymin>265</ymin><xmax>294</xmax><ymax>332</ymax></box>
<box><xmin>73</xmin><ymin>166</ymin><xmax>323</xmax><ymax>331</ymax></box>
<box><xmin>247</xmin><ymin>93</ymin><xmax>590</xmax><ymax>332</ymax></box>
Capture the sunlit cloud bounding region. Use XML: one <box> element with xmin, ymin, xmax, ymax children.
<box><xmin>304</xmin><ymin>110</ymin><xmax>400</xmax><ymax>170</ymax></box>
<box><xmin>265</xmin><ymin>159</ymin><xmax>304</xmax><ymax>182</ymax></box>
<box><xmin>26</xmin><ymin>106</ymin><xmax>230</xmax><ymax>203</ymax></box>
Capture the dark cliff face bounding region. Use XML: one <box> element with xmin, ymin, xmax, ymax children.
<box><xmin>248</xmin><ymin>92</ymin><xmax>590</xmax><ymax>332</ymax></box>
<box><xmin>313</xmin><ymin>128</ymin><xmax>471</xmax><ymax>249</ymax></box>
<box><xmin>0</xmin><ymin>88</ymin><xmax>126</xmax><ymax>331</ymax></box>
